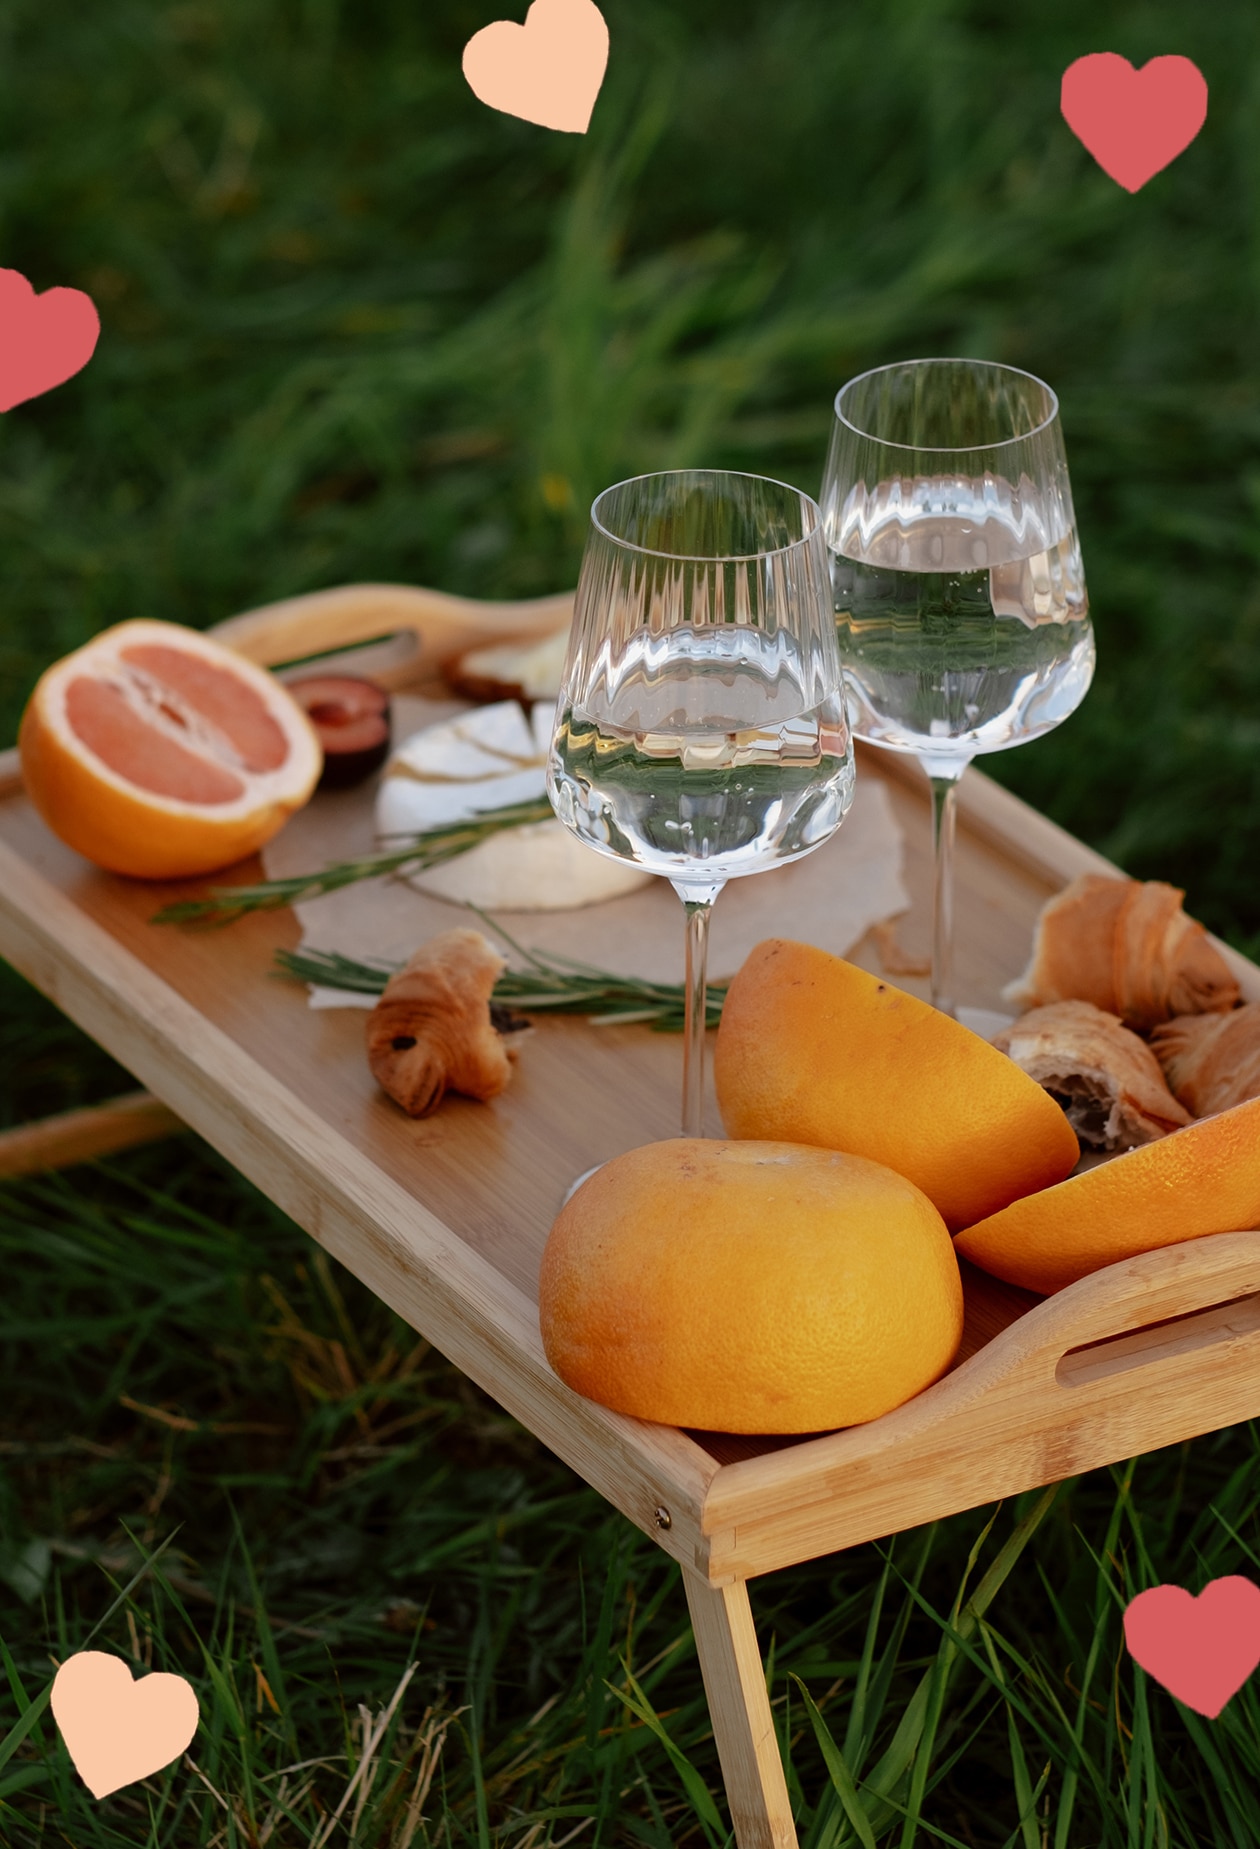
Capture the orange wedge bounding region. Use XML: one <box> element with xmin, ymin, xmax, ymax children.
<box><xmin>19</xmin><ymin>619</ymin><xmax>322</xmax><ymax>878</ymax></box>
<box><xmin>955</xmin><ymin>1095</ymin><xmax>1260</xmax><ymax>1294</ymax></box>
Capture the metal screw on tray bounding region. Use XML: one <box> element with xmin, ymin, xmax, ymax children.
<box><xmin>821</xmin><ymin>359</ymin><xmax>1096</xmax><ymax>1019</ymax></box>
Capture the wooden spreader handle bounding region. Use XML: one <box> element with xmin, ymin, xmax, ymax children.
<box><xmin>209</xmin><ymin>581</ymin><xmax>574</xmax><ymax>686</ymax></box>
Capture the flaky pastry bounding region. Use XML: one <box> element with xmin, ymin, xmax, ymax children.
<box><xmin>1150</xmin><ymin>1002</ymin><xmax>1260</xmax><ymax>1118</ymax></box>
<box><xmin>1002</xmin><ymin>874</ymin><xmax>1239</xmax><ymax>1031</ymax></box>
<box><xmin>992</xmin><ymin>999</ymin><xmax>1191</xmax><ymax>1149</ymax></box>
<box><xmin>366</xmin><ymin>928</ymin><xmax>521</xmax><ymax>1118</ymax></box>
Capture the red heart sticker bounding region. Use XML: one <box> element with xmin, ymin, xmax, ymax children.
<box><xmin>1123</xmin><ymin>1577</ymin><xmax>1260</xmax><ymax>1718</ymax></box>
<box><xmin>1060</xmin><ymin>54</ymin><xmax>1208</xmax><ymax>193</ymax></box>
<box><xmin>0</xmin><ymin>267</ymin><xmax>100</xmax><ymax>412</ymax></box>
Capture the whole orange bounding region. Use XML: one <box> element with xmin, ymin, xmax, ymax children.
<box><xmin>956</xmin><ymin>1094</ymin><xmax>1260</xmax><ymax>1294</ymax></box>
<box><xmin>714</xmin><ymin>940</ymin><xmax>1079</xmax><ymax>1230</ymax></box>
<box><xmin>538</xmin><ymin>1138</ymin><xmax>963</xmax><ymax>1434</ymax></box>
<box><xmin>19</xmin><ymin>619</ymin><xmax>322</xmax><ymax>879</ymax></box>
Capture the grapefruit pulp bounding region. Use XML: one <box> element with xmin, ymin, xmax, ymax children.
<box><xmin>19</xmin><ymin>620</ymin><xmax>323</xmax><ymax>878</ymax></box>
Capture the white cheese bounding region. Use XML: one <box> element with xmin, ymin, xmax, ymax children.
<box><xmin>375</xmin><ymin>700</ymin><xmax>652</xmax><ymax>912</ymax></box>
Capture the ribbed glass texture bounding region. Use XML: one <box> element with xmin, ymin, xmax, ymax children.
<box><xmin>818</xmin><ymin>356</ymin><xmax>1095</xmax><ymax>1018</ymax></box>
<box><xmin>822</xmin><ymin>358</ymin><xmax>1080</xmax><ymax>566</ymax></box>
<box><xmin>561</xmin><ymin>470</ymin><xmax>842</xmax><ymax>733</ymax></box>
<box><xmin>547</xmin><ymin>469</ymin><xmax>854</xmax><ymax>1136</ymax></box>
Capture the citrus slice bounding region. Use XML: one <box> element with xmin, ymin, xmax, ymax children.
<box><xmin>954</xmin><ymin>1094</ymin><xmax>1260</xmax><ymax>1294</ymax></box>
<box><xmin>19</xmin><ymin>619</ymin><xmax>323</xmax><ymax>878</ymax></box>
<box><xmin>714</xmin><ymin>939</ymin><xmax>1080</xmax><ymax>1229</ymax></box>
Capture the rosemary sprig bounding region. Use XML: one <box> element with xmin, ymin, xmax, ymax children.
<box><xmin>151</xmin><ymin>797</ymin><xmax>554</xmax><ymax>925</ymax></box>
<box><xmin>274</xmin><ymin>932</ymin><xmax>727</xmax><ymax>1033</ymax></box>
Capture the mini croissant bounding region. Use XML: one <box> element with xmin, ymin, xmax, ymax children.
<box><xmin>993</xmin><ymin>999</ymin><xmax>1192</xmax><ymax>1149</ymax></box>
<box><xmin>367</xmin><ymin>929</ymin><xmax>518</xmax><ymax>1118</ymax></box>
<box><xmin>1150</xmin><ymin>1002</ymin><xmax>1260</xmax><ymax>1118</ymax></box>
<box><xmin>1003</xmin><ymin>874</ymin><xmax>1240</xmax><ymax>1032</ymax></box>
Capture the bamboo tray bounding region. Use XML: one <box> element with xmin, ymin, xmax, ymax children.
<box><xmin>4</xmin><ymin>583</ymin><xmax>1260</xmax><ymax>1849</ymax></box>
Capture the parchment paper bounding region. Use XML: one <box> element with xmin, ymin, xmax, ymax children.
<box><xmin>263</xmin><ymin>695</ymin><xmax>912</xmax><ymax>1005</ymax></box>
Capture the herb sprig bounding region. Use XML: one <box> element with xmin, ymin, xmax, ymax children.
<box><xmin>151</xmin><ymin>798</ymin><xmax>554</xmax><ymax>925</ymax></box>
<box><xmin>275</xmin><ymin>924</ymin><xmax>727</xmax><ymax>1034</ymax></box>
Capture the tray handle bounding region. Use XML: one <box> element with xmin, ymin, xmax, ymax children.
<box><xmin>701</xmin><ymin>1231</ymin><xmax>1260</xmax><ymax>1575</ymax></box>
<box><xmin>963</xmin><ymin>1229</ymin><xmax>1260</xmax><ymax>1408</ymax></box>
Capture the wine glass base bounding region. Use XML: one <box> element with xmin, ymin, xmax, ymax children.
<box><xmin>955</xmin><ymin>1004</ymin><xmax>1016</xmax><ymax>1042</ymax></box>
<box><xmin>560</xmin><ymin>1164</ymin><xmax>602</xmax><ymax>1209</ymax></box>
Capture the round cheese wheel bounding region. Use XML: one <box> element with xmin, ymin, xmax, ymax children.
<box><xmin>375</xmin><ymin>701</ymin><xmax>652</xmax><ymax>912</ymax></box>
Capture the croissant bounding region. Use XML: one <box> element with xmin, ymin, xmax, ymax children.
<box><xmin>1150</xmin><ymin>1002</ymin><xmax>1260</xmax><ymax>1118</ymax></box>
<box><xmin>366</xmin><ymin>929</ymin><xmax>523</xmax><ymax>1118</ymax></box>
<box><xmin>1003</xmin><ymin>874</ymin><xmax>1240</xmax><ymax>1032</ymax></box>
<box><xmin>992</xmin><ymin>1000</ymin><xmax>1192</xmax><ymax>1149</ymax></box>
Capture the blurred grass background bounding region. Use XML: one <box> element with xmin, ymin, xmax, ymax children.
<box><xmin>3</xmin><ymin>0</ymin><xmax>1260</xmax><ymax>1841</ymax></box>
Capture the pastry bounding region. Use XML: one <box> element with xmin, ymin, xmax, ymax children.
<box><xmin>366</xmin><ymin>929</ymin><xmax>526</xmax><ymax>1117</ymax></box>
<box><xmin>1003</xmin><ymin>874</ymin><xmax>1240</xmax><ymax>1031</ymax></box>
<box><xmin>992</xmin><ymin>999</ymin><xmax>1192</xmax><ymax>1149</ymax></box>
<box><xmin>1150</xmin><ymin>1002</ymin><xmax>1260</xmax><ymax>1117</ymax></box>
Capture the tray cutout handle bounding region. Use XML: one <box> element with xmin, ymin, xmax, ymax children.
<box><xmin>1056</xmin><ymin>1286</ymin><xmax>1260</xmax><ymax>1390</ymax></box>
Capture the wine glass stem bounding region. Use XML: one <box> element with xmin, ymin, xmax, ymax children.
<box><xmin>928</xmin><ymin>773</ymin><xmax>962</xmax><ymax>1018</ymax></box>
<box><xmin>679</xmin><ymin>886</ymin><xmax>720</xmax><ymax>1139</ymax></box>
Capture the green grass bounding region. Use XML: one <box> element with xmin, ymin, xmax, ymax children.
<box><xmin>7</xmin><ymin>1154</ymin><xmax>1260</xmax><ymax>1847</ymax></box>
<box><xmin>4</xmin><ymin>0</ymin><xmax>1260</xmax><ymax>1840</ymax></box>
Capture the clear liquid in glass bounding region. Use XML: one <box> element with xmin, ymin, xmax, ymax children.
<box><xmin>548</xmin><ymin>627</ymin><xmax>854</xmax><ymax>885</ymax></box>
<box><xmin>829</xmin><ymin>506</ymin><xmax>1095</xmax><ymax>764</ymax></box>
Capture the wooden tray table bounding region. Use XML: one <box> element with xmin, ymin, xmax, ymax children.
<box><xmin>4</xmin><ymin>585</ymin><xmax>1260</xmax><ymax>1849</ymax></box>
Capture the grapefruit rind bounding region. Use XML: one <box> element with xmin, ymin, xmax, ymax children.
<box><xmin>539</xmin><ymin>1137</ymin><xmax>965</xmax><ymax>1434</ymax></box>
<box><xmin>19</xmin><ymin>619</ymin><xmax>323</xmax><ymax>879</ymax></box>
<box><xmin>714</xmin><ymin>940</ymin><xmax>1080</xmax><ymax>1230</ymax></box>
<box><xmin>955</xmin><ymin>1093</ymin><xmax>1260</xmax><ymax>1295</ymax></box>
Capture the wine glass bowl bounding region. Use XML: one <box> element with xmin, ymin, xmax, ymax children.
<box><xmin>821</xmin><ymin>359</ymin><xmax>1095</xmax><ymax>1015</ymax></box>
<box><xmin>548</xmin><ymin>469</ymin><xmax>854</xmax><ymax>1136</ymax></box>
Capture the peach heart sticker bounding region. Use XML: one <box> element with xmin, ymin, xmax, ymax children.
<box><xmin>51</xmin><ymin>1650</ymin><xmax>199</xmax><ymax>1799</ymax></box>
<box><xmin>1060</xmin><ymin>54</ymin><xmax>1208</xmax><ymax>193</ymax></box>
<box><xmin>0</xmin><ymin>268</ymin><xmax>100</xmax><ymax>412</ymax></box>
<box><xmin>462</xmin><ymin>0</ymin><xmax>609</xmax><ymax>135</ymax></box>
<box><xmin>1123</xmin><ymin>1577</ymin><xmax>1260</xmax><ymax>1718</ymax></box>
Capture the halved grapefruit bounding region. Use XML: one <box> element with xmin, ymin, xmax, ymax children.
<box><xmin>19</xmin><ymin>620</ymin><xmax>323</xmax><ymax>878</ymax></box>
<box><xmin>714</xmin><ymin>940</ymin><xmax>1079</xmax><ymax>1230</ymax></box>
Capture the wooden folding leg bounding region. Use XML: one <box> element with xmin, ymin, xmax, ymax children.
<box><xmin>0</xmin><ymin>1090</ymin><xmax>184</xmax><ymax>1178</ymax></box>
<box><xmin>682</xmin><ymin>1566</ymin><xmax>798</xmax><ymax>1849</ymax></box>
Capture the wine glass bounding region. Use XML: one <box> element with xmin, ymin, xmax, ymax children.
<box><xmin>547</xmin><ymin>469</ymin><xmax>855</xmax><ymax>1137</ymax></box>
<box><xmin>820</xmin><ymin>358</ymin><xmax>1095</xmax><ymax>1019</ymax></box>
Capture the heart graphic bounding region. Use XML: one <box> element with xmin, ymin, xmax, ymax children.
<box><xmin>51</xmin><ymin>1650</ymin><xmax>199</xmax><ymax>1799</ymax></box>
<box><xmin>1060</xmin><ymin>54</ymin><xmax>1208</xmax><ymax>193</ymax></box>
<box><xmin>1123</xmin><ymin>1577</ymin><xmax>1260</xmax><ymax>1718</ymax></box>
<box><xmin>0</xmin><ymin>268</ymin><xmax>100</xmax><ymax>413</ymax></box>
<box><xmin>462</xmin><ymin>0</ymin><xmax>609</xmax><ymax>135</ymax></box>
